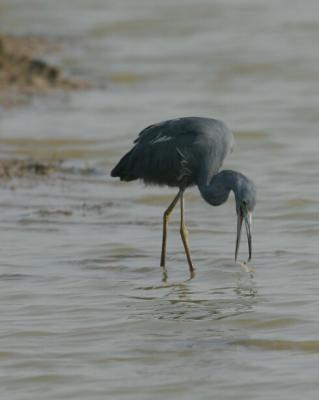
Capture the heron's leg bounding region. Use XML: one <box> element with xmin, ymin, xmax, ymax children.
<box><xmin>160</xmin><ymin>190</ymin><xmax>182</xmax><ymax>271</ymax></box>
<box><xmin>179</xmin><ymin>192</ymin><xmax>196</xmax><ymax>278</ymax></box>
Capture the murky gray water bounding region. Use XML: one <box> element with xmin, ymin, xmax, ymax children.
<box><xmin>1</xmin><ymin>1</ymin><xmax>319</xmax><ymax>399</ymax></box>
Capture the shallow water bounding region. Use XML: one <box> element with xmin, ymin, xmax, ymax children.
<box><xmin>1</xmin><ymin>1</ymin><xmax>319</xmax><ymax>399</ymax></box>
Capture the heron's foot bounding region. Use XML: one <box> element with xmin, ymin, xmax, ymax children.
<box><xmin>184</xmin><ymin>267</ymin><xmax>196</xmax><ymax>282</ymax></box>
<box><xmin>161</xmin><ymin>266</ymin><xmax>168</xmax><ymax>282</ymax></box>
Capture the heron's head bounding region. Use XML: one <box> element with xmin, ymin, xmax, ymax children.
<box><xmin>199</xmin><ymin>170</ymin><xmax>256</xmax><ymax>262</ymax></box>
<box><xmin>234</xmin><ymin>175</ymin><xmax>256</xmax><ymax>262</ymax></box>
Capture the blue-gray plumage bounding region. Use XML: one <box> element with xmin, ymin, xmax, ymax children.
<box><xmin>111</xmin><ymin>117</ymin><xmax>256</xmax><ymax>278</ymax></box>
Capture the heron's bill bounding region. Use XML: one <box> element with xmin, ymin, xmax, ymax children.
<box><xmin>235</xmin><ymin>211</ymin><xmax>252</xmax><ymax>262</ymax></box>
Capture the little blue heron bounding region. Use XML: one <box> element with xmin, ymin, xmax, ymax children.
<box><xmin>111</xmin><ymin>117</ymin><xmax>256</xmax><ymax>278</ymax></box>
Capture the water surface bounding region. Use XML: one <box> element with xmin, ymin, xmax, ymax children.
<box><xmin>1</xmin><ymin>1</ymin><xmax>319</xmax><ymax>399</ymax></box>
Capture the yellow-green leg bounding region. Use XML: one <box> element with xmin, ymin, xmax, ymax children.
<box><xmin>160</xmin><ymin>190</ymin><xmax>182</xmax><ymax>273</ymax></box>
<box><xmin>179</xmin><ymin>192</ymin><xmax>196</xmax><ymax>279</ymax></box>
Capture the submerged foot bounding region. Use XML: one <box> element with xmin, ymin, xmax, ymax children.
<box><xmin>161</xmin><ymin>266</ymin><xmax>168</xmax><ymax>282</ymax></box>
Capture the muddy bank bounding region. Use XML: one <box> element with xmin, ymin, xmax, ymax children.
<box><xmin>0</xmin><ymin>159</ymin><xmax>60</xmax><ymax>178</ymax></box>
<box><xmin>0</xmin><ymin>34</ymin><xmax>89</xmax><ymax>107</ymax></box>
<box><xmin>0</xmin><ymin>158</ymin><xmax>102</xmax><ymax>181</ymax></box>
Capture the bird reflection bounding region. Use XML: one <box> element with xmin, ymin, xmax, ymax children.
<box><xmin>136</xmin><ymin>264</ymin><xmax>257</xmax><ymax>321</ymax></box>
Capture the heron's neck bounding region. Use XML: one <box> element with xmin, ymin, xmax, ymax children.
<box><xmin>198</xmin><ymin>170</ymin><xmax>238</xmax><ymax>206</ymax></box>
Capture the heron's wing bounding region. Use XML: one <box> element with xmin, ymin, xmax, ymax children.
<box><xmin>134</xmin><ymin>117</ymin><xmax>233</xmax><ymax>149</ymax></box>
<box><xmin>128</xmin><ymin>119</ymin><xmax>200</xmax><ymax>186</ymax></box>
<box><xmin>128</xmin><ymin>117</ymin><xmax>234</xmax><ymax>186</ymax></box>
<box><xmin>133</xmin><ymin>119</ymin><xmax>176</xmax><ymax>144</ymax></box>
